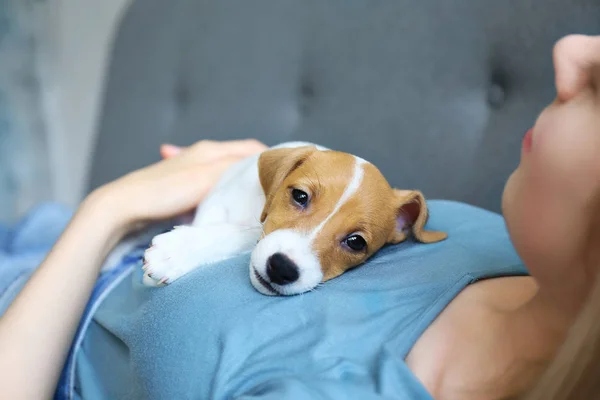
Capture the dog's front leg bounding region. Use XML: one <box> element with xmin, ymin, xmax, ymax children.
<box><xmin>142</xmin><ymin>224</ymin><xmax>261</xmax><ymax>286</ymax></box>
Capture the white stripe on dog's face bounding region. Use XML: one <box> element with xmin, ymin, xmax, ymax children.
<box><xmin>308</xmin><ymin>157</ymin><xmax>366</xmax><ymax>240</ymax></box>
<box><xmin>250</xmin><ymin>229</ymin><xmax>322</xmax><ymax>296</ymax></box>
<box><xmin>251</xmin><ymin>150</ymin><xmax>398</xmax><ymax>296</ymax></box>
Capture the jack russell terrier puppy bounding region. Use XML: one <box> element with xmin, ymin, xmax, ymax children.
<box><xmin>142</xmin><ymin>142</ymin><xmax>447</xmax><ymax>295</ymax></box>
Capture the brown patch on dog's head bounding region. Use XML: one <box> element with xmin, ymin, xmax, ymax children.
<box><xmin>258</xmin><ymin>145</ymin><xmax>318</xmax><ymax>224</ymax></box>
<box><xmin>251</xmin><ymin>146</ymin><xmax>448</xmax><ymax>295</ymax></box>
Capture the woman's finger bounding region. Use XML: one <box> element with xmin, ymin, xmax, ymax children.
<box><xmin>160</xmin><ymin>144</ymin><xmax>183</xmax><ymax>159</ymax></box>
<box><xmin>168</xmin><ymin>154</ymin><xmax>247</xmax><ymax>206</ymax></box>
<box><xmin>187</xmin><ymin>139</ymin><xmax>267</xmax><ymax>160</ymax></box>
<box><xmin>202</xmin><ymin>154</ymin><xmax>248</xmax><ymax>179</ymax></box>
<box><xmin>162</xmin><ymin>139</ymin><xmax>266</xmax><ymax>164</ymax></box>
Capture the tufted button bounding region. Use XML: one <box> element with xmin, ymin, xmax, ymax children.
<box><xmin>299</xmin><ymin>81</ymin><xmax>315</xmax><ymax>114</ymax></box>
<box><xmin>300</xmin><ymin>82</ymin><xmax>315</xmax><ymax>99</ymax></box>
<box><xmin>487</xmin><ymin>83</ymin><xmax>506</xmax><ymax>108</ymax></box>
<box><xmin>175</xmin><ymin>83</ymin><xmax>191</xmax><ymax>109</ymax></box>
<box><xmin>487</xmin><ymin>71</ymin><xmax>508</xmax><ymax>108</ymax></box>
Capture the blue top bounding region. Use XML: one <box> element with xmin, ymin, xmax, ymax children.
<box><xmin>73</xmin><ymin>200</ymin><xmax>527</xmax><ymax>400</ymax></box>
<box><xmin>0</xmin><ymin>200</ymin><xmax>528</xmax><ymax>400</ymax></box>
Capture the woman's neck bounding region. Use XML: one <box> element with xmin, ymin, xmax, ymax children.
<box><xmin>501</xmin><ymin>284</ymin><xmax>587</xmax><ymax>393</ymax></box>
<box><xmin>511</xmin><ymin>291</ymin><xmax>572</xmax><ymax>358</ymax></box>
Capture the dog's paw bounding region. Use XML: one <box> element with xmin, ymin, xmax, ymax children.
<box><xmin>142</xmin><ymin>226</ymin><xmax>202</xmax><ymax>287</ymax></box>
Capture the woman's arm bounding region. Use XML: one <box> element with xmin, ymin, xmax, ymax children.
<box><xmin>0</xmin><ymin>139</ymin><xmax>266</xmax><ymax>399</ymax></box>
<box><xmin>0</xmin><ymin>190</ymin><xmax>127</xmax><ymax>399</ymax></box>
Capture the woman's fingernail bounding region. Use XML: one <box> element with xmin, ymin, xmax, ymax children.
<box><xmin>160</xmin><ymin>144</ymin><xmax>182</xmax><ymax>158</ymax></box>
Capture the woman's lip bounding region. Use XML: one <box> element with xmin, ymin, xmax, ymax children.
<box><xmin>522</xmin><ymin>127</ymin><xmax>533</xmax><ymax>153</ymax></box>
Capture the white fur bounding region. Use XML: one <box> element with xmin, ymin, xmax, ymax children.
<box><xmin>250</xmin><ymin>229</ymin><xmax>323</xmax><ymax>296</ymax></box>
<box><xmin>141</xmin><ymin>143</ymin><xmax>373</xmax><ymax>295</ymax></box>
<box><xmin>143</xmin><ymin>224</ymin><xmax>260</xmax><ymax>286</ymax></box>
<box><xmin>142</xmin><ymin>141</ymin><xmax>329</xmax><ymax>293</ymax></box>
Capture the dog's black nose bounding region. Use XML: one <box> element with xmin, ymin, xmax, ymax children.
<box><xmin>266</xmin><ymin>253</ymin><xmax>299</xmax><ymax>285</ymax></box>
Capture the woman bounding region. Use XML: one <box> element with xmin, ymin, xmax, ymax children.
<box><xmin>1</xmin><ymin>34</ymin><xmax>599</xmax><ymax>399</ymax></box>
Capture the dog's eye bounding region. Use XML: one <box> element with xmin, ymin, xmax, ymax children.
<box><xmin>291</xmin><ymin>189</ymin><xmax>309</xmax><ymax>207</ymax></box>
<box><xmin>344</xmin><ymin>234</ymin><xmax>367</xmax><ymax>252</ymax></box>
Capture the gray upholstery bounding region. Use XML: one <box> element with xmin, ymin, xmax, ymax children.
<box><xmin>88</xmin><ymin>0</ymin><xmax>600</xmax><ymax>212</ymax></box>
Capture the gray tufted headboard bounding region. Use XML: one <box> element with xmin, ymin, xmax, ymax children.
<box><xmin>88</xmin><ymin>0</ymin><xmax>600</xmax><ymax>212</ymax></box>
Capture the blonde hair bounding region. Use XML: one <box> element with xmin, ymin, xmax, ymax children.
<box><xmin>519</xmin><ymin>276</ymin><xmax>600</xmax><ymax>399</ymax></box>
<box><xmin>520</xmin><ymin>200</ymin><xmax>600</xmax><ymax>399</ymax></box>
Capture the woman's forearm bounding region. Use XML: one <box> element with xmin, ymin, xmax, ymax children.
<box><xmin>0</xmin><ymin>139</ymin><xmax>266</xmax><ymax>399</ymax></box>
<box><xmin>0</xmin><ymin>189</ymin><xmax>128</xmax><ymax>399</ymax></box>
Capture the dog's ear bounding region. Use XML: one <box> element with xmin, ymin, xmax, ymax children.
<box><xmin>388</xmin><ymin>189</ymin><xmax>448</xmax><ymax>244</ymax></box>
<box><xmin>258</xmin><ymin>146</ymin><xmax>317</xmax><ymax>222</ymax></box>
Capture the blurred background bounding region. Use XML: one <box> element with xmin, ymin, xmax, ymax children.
<box><xmin>0</xmin><ymin>0</ymin><xmax>129</xmax><ymax>223</ymax></box>
<box><xmin>1</xmin><ymin>0</ymin><xmax>599</xmax><ymax>224</ymax></box>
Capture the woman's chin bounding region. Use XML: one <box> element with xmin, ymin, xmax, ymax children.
<box><xmin>501</xmin><ymin>171</ymin><xmax>518</xmax><ymax>219</ymax></box>
<box><xmin>500</xmin><ymin>170</ymin><xmax>529</xmax><ymax>251</ymax></box>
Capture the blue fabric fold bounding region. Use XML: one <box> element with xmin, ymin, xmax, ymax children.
<box><xmin>73</xmin><ymin>200</ymin><xmax>528</xmax><ymax>400</ymax></box>
<box><xmin>0</xmin><ymin>203</ymin><xmax>73</xmax><ymax>314</ymax></box>
<box><xmin>0</xmin><ymin>200</ymin><xmax>530</xmax><ymax>399</ymax></box>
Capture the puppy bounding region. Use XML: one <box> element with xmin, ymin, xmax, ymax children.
<box><xmin>142</xmin><ymin>142</ymin><xmax>447</xmax><ymax>295</ymax></box>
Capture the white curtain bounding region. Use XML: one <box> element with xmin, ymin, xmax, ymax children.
<box><xmin>0</xmin><ymin>0</ymin><xmax>50</xmax><ymax>223</ymax></box>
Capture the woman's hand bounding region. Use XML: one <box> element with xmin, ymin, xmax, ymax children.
<box><xmin>0</xmin><ymin>138</ymin><xmax>266</xmax><ymax>399</ymax></box>
<box><xmin>94</xmin><ymin>139</ymin><xmax>267</xmax><ymax>234</ymax></box>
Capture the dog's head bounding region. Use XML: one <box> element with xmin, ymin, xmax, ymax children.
<box><xmin>250</xmin><ymin>146</ymin><xmax>447</xmax><ymax>296</ymax></box>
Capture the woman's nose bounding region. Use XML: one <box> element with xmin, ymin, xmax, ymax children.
<box><xmin>552</xmin><ymin>34</ymin><xmax>600</xmax><ymax>102</ymax></box>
